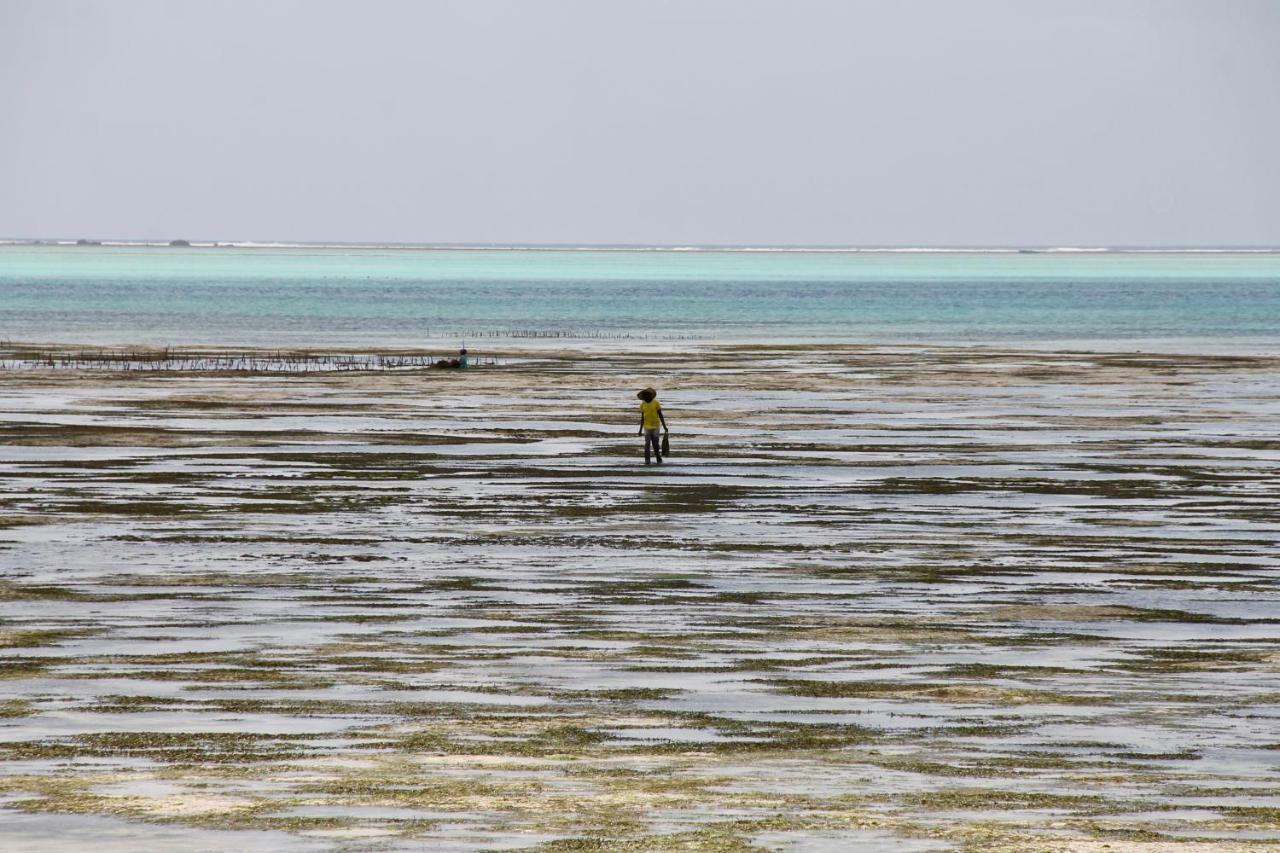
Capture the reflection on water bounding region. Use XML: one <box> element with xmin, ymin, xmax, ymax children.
<box><xmin>0</xmin><ymin>344</ymin><xmax>1278</xmax><ymax>849</ymax></box>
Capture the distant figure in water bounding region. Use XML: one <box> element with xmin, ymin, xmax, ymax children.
<box><xmin>431</xmin><ymin>347</ymin><xmax>469</xmax><ymax>369</ymax></box>
<box><xmin>636</xmin><ymin>387</ymin><xmax>668</xmax><ymax>465</ymax></box>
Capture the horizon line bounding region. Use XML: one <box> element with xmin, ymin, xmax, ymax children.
<box><xmin>4</xmin><ymin>237</ymin><xmax>1280</xmax><ymax>254</ymax></box>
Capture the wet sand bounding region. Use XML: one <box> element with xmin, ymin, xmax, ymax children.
<box><xmin>1</xmin><ymin>344</ymin><xmax>1278</xmax><ymax>851</ymax></box>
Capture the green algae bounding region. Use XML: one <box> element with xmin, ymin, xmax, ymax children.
<box><xmin>766</xmin><ymin>678</ymin><xmax>1105</xmax><ymax>706</ymax></box>
<box><xmin>0</xmin><ymin>627</ymin><xmax>98</xmax><ymax>648</ymax></box>
<box><xmin>0</xmin><ymin>732</ymin><xmax>324</xmax><ymax>763</ymax></box>
<box><xmin>0</xmin><ymin>658</ymin><xmax>52</xmax><ymax>678</ymax></box>
<box><xmin>1117</xmin><ymin>647</ymin><xmax>1276</xmax><ymax>673</ymax></box>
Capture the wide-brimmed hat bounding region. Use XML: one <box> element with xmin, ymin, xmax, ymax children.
<box><xmin>637</xmin><ymin>387</ymin><xmax>656</xmax><ymax>400</ymax></box>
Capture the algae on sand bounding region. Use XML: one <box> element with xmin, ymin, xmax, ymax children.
<box><xmin>1</xmin><ymin>344</ymin><xmax>1278</xmax><ymax>850</ymax></box>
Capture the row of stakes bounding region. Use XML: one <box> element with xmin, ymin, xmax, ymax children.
<box><xmin>0</xmin><ymin>350</ymin><xmax>501</xmax><ymax>373</ymax></box>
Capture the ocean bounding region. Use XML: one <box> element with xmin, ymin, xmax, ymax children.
<box><xmin>2</xmin><ymin>244</ymin><xmax>1279</xmax><ymax>348</ymax></box>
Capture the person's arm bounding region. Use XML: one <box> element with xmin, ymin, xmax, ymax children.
<box><xmin>659</xmin><ymin>408</ymin><xmax>668</xmax><ymax>432</ymax></box>
<box><xmin>638</xmin><ymin>410</ymin><xmax>645</xmax><ymax>435</ymax></box>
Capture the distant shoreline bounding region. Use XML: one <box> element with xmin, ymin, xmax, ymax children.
<box><xmin>2</xmin><ymin>239</ymin><xmax>1279</xmax><ymax>254</ymax></box>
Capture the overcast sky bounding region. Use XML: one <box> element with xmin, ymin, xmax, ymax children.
<box><xmin>2</xmin><ymin>0</ymin><xmax>1278</xmax><ymax>246</ymax></box>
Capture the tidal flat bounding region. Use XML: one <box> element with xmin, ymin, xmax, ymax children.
<box><xmin>0</xmin><ymin>343</ymin><xmax>1277</xmax><ymax>852</ymax></box>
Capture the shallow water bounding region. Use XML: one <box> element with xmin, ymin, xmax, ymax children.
<box><xmin>3</xmin><ymin>244</ymin><xmax>1280</xmax><ymax>346</ymax></box>
<box><xmin>1</xmin><ymin>344</ymin><xmax>1278</xmax><ymax>850</ymax></box>
<box><xmin>0</xmin><ymin>808</ymin><xmax>331</xmax><ymax>852</ymax></box>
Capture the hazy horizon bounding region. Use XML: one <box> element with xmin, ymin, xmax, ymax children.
<box><xmin>5</xmin><ymin>237</ymin><xmax>1280</xmax><ymax>251</ymax></box>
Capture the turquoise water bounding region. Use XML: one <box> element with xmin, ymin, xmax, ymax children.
<box><xmin>2</xmin><ymin>245</ymin><xmax>1278</xmax><ymax>346</ymax></box>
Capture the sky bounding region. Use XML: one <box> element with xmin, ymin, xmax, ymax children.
<box><xmin>2</xmin><ymin>0</ymin><xmax>1278</xmax><ymax>246</ymax></box>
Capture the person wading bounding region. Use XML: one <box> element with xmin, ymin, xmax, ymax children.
<box><xmin>636</xmin><ymin>387</ymin><xmax>668</xmax><ymax>465</ymax></box>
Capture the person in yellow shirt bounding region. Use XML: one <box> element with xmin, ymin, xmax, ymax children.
<box><xmin>636</xmin><ymin>387</ymin><xmax>668</xmax><ymax>465</ymax></box>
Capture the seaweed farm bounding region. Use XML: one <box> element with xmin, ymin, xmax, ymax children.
<box><xmin>1</xmin><ymin>344</ymin><xmax>1278</xmax><ymax>851</ymax></box>
<box><xmin>0</xmin><ymin>347</ymin><xmax>495</xmax><ymax>373</ymax></box>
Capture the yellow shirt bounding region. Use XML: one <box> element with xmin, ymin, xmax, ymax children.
<box><xmin>640</xmin><ymin>399</ymin><xmax>662</xmax><ymax>430</ymax></box>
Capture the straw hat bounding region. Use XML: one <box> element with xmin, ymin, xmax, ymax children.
<box><xmin>637</xmin><ymin>387</ymin><xmax>656</xmax><ymax>401</ymax></box>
